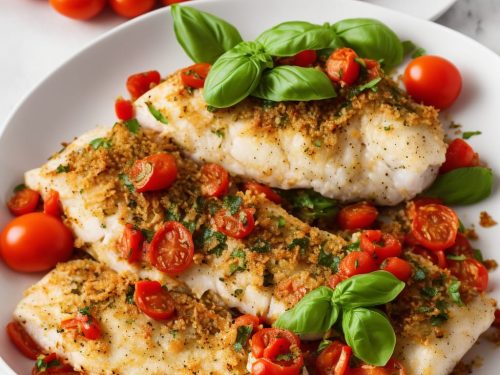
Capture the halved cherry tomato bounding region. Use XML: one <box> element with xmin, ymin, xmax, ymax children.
<box><xmin>328</xmin><ymin>273</ymin><xmax>347</xmax><ymax>289</ymax></box>
<box><xmin>326</xmin><ymin>48</ymin><xmax>360</xmax><ymax>86</ymax></box>
<box><xmin>235</xmin><ymin>314</ymin><xmax>260</xmax><ymax>332</ymax></box>
<box><xmin>493</xmin><ymin>309</ymin><xmax>500</xmax><ymax>328</ymax></box>
<box><xmin>0</xmin><ymin>213</ymin><xmax>73</xmax><ymax>272</ymax></box>
<box><xmin>448</xmin><ymin>258</ymin><xmax>489</xmax><ymax>292</ymax></box>
<box><xmin>115</xmin><ymin>97</ymin><xmax>134</xmax><ymax>121</ymax></box>
<box><xmin>380</xmin><ymin>257</ymin><xmax>412</xmax><ymax>282</ymax></box>
<box><xmin>411</xmin><ymin>204</ymin><xmax>458</xmax><ymax>251</ymax></box>
<box><xmin>360</xmin><ymin>230</ymin><xmax>402</xmax><ymax>261</ymax></box>
<box><xmin>109</xmin><ymin>0</ymin><xmax>155</xmax><ymax>18</ymax></box>
<box><xmin>148</xmin><ymin>221</ymin><xmax>194</xmax><ymax>274</ymax></box>
<box><xmin>6</xmin><ymin>321</ymin><xmax>42</xmax><ymax>360</ymax></box>
<box><xmin>244</xmin><ymin>182</ymin><xmax>282</xmax><ymax>204</ymax></box>
<box><xmin>180</xmin><ymin>63</ymin><xmax>211</xmax><ymax>89</ymax></box>
<box><xmin>337</xmin><ymin>202</ymin><xmax>378</xmax><ymax>230</ymax></box>
<box><xmin>339</xmin><ymin>251</ymin><xmax>378</xmax><ymax>277</ymax></box>
<box><xmin>446</xmin><ymin>233</ymin><xmax>475</xmax><ymax>258</ymax></box>
<box><xmin>279</xmin><ymin>50</ymin><xmax>317</xmax><ymax>67</ymax></box>
<box><xmin>134</xmin><ymin>280</ymin><xmax>176</xmax><ymax>320</ymax></box>
<box><xmin>316</xmin><ymin>341</ymin><xmax>352</xmax><ymax>375</ymax></box>
<box><xmin>409</xmin><ymin>246</ymin><xmax>447</xmax><ymax>269</ymax></box>
<box><xmin>119</xmin><ymin>224</ymin><xmax>144</xmax><ymax>263</ymax></box>
<box><xmin>200</xmin><ymin>163</ymin><xmax>229</xmax><ymax>198</ymax></box>
<box><xmin>214</xmin><ymin>208</ymin><xmax>255</xmax><ymax>239</ymax></box>
<box><xmin>406</xmin><ymin>198</ymin><xmax>443</xmax><ymax>221</ymax></box>
<box><xmin>49</xmin><ymin>0</ymin><xmax>106</xmax><ymax>20</ymax></box>
<box><xmin>251</xmin><ymin>328</ymin><xmax>301</xmax><ymax>359</ymax></box>
<box><xmin>439</xmin><ymin>139</ymin><xmax>480</xmax><ymax>174</ymax></box>
<box><xmin>129</xmin><ymin>153</ymin><xmax>177</xmax><ymax>193</ymax></box>
<box><xmin>163</xmin><ymin>0</ymin><xmax>190</xmax><ymax>5</ymax></box>
<box><xmin>363</xmin><ymin>59</ymin><xmax>382</xmax><ymax>80</ymax></box>
<box><xmin>44</xmin><ymin>190</ymin><xmax>63</xmax><ymax>218</ymax></box>
<box><xmin>251</xmin><ymin>358</ymin><xmax>304</xmax><ymax>375</ymax></box>
<box><xmin>403</xmin><ymin>55</ymin><xmax>462</xmax><ymax>109</ymax></box>
<box><xmin>61</xmin><ymin>313</ymin><xmax>101</xmax><ymax>340</ymax></box>
<box><xmin>126</xmin><ymin>70</ymin><xmax>161</xmax><ymax>100</ymax></box>
<box><xmin>349</xmin><ymin>359</ymin><xmax>406</xmax><ymax>375</ymax></box>
<box><xmin>7</xmin><ymin>188</ymin><xmax>40</xmax><ymax>216</ymax></box>
<box><xmin>32</xmin><ymin>353</ymin><xmax>81</xmax><ymax>375</ymax></box>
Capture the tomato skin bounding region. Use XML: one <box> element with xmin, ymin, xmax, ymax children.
<box><xmin>148</xmin><ymin>221</ymin><xmax>194</xmax><ymax>275</ymax></box>
<box><xmin>162</xmin><ymin>0</ymin><xmax>189</xmax><ymax>5</ymax></box>
<box><xmin>337</xmin><ymin>202</ymin><xmax>378</xmax><ymax>230</ymax></box>
<box><xmin>214</xmin><ymin>208</ymin><xmax>255</xmax><ymax>239</ymax></box>
<box><xmin>126</xmin><ymin>70</ymin><xmax>161</xmax><ymax>100</ymax></box>
<box><xmin>251</xmin><ymin>358</ymin><xmax>304</xmax><ymax>375</ymax></box>
<box><xmin>364</xmin><ymin>59</ymin><xmax>382</xmax><ymax>80</ymax></box>
<box><xmin>7</xmin><ymin>189</ymin><xmax>40</xmax><ymax>216</ymax></box>
<box><xmin>129</xmin><ymin>153</ymin><xmax>177</xmax><ymax>193</ymax></box>
<box><xmin>49</xmin><ymin>0</ymin><xmax>106</xmax><ymax>20</ymax></box>
<box><xmin>411</xmin><ymin>204</ymin><xmax>459</xmax><ymax>251</ymax></box>
<box><xmin>315</xmin><ymin>341</ymin><xmax>352</xmax><ymax>375</ymax></box>
<box><xmin>339</xmin><ymin>251</ymin><xmax>378</xmax><ymax>277</ymax></box>
<box><xmin>380</xmin><ymin>257</ymin><xmax>412</xmax><ymax>282</ymax></box>
<box><xmin>6</xmin><ymin>321</ymin><xmax>42</xmax><ymax>360</ymax></box>
<box><xmin>279</xmin><ymin>50</ymin><xmax>317</xmax><ymax>67</ymax></box>
<box><xmin>115</xmin><ymin>97</ymin><xmax>134</xmax><ymax>121</ymax></box>
<box><xmin>0</xmin><ymin>213</ymin><xmax>73</xmax><ymax>272</ymax></box>
<box><xmin>360</xmin><ymin>230</ymin><xmax>402</xmax><ymax>261</ymax></box>
<box><xmin>235</xmin><ymin>314</ymin><xmax>260</xmax><ymax>332</ymax></box>
<box><xmin>61</xmin><ymin>313</ymin><xmax>101</xmax><ymax>340</ymax></box>
<box><xmin>109</xmin><ymin>0</ymin><xmax>155</xmax><ymax>18</ymax></box>
<box><xmin>251</xmin><ymin>328</ymin><xmax>301</xmax><ymax>359</ymax></box>
<box><xmin>119</xmin><ymin>224</ymin><xmax>144</xmax><ymax>263</ymax></box>
<box><xmin>200</xmin><ymin>163</ymin><xmax>229</xmax><ymax>198</ymax></box>
<box><xmin>448</xmin><ymin>258</ymin><xmax>489</xmax><ymax>292</ymax></box>
<box><xmin>244</xmin><ymin>182</ymin><xmax>282</xmax><ymax>204</ymax></box>
<box><xmin>180</xmin><ymin>63</ymin><xmax>211</xmax><ymax>89</ymax></box>
<box><xmin>43</xmin><ymin>190</ymin><xmax>63</xmax><ymax>218</ymax></box>
<box><xmin>326</xmin><ymin>48</ymin><xmax>360</xmax><ymax>86</ymax></box>
<box><xmin>403</xmin><ymin>55</ymin><xmax>462</xmax><ymax>109</ymax></box>
<box><xmin>440</xmin><ymin>139</ymin><xmax>479</xmax><ymax>174</ymax></box>
<box><xmin>134</xmin><ymin>280</ymin><xmax>176</xmax><ymax>320</ymax></box>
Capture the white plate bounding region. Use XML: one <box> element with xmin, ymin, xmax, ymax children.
<box><xmin>366</xmin><ymin>0</ymin><xmax>457</xmax><ymax>20</ymax></box>
<box><xmin>0</xmin><ymin>0</ymin><xmax>498</xmax><ymax>373</ymax></box>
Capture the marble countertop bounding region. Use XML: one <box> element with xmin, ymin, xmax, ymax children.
<box><xmin>0</xmin><ymin>0</ymin><xmax>499</xmax><ymax>129</ymax></box>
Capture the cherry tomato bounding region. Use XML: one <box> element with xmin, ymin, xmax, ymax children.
<box><xmin>493</xmin><ymin>309</ymin><xmax>500</xmax><ymax>328</ymax></box>
<box><xmin>403</xmin><ymin>55</ymin><xmax>462</xmax><ymax>109</ymax></box>
<box><xmin>109</xmin><ymin>0</ymin><xmax>155</xmax><ymax>18</ymax></box>
<box><xmin>380</xmin><ymin>257</ymin><xmax>412</xmax><ymax>282</ymax></box>
<box><xmin>235</xmin><ymin>314</ymin><xmax>260</xmax><ymax>332</ymax></box>
<box><xmin>244</xmin><ymin>182</ymin><xmax>282</xmax><ymax>204</ymax></box>
<box><xmin>363</xmin><ymin>59</ymin><xmax>382</xmax><ymax>80</ymax></box>
<box><xmin>406</xmin><ymin>198</ymin><xmax>443</xmax><ymax>221</ymax></box>
<box><xmin>316</xmin><ymin>341</ymin><xmax>352</xmax><ymax>375</ymax></box>
<box><xmin>6</xmin><ymin>321</ymin><xmax>42</xmax><ymax>360</ymax></box>
<box><xmin>339</xmin><ymin>251</ymin><xmax>378</xmax><ymax>277</ymax></box>
<box><xmin>43</xmin><ymin>190</ymin><xmax>63</xmax><ymax>218</ymax></box>
<box><xmin>115</xmin><ymin>97</ymin><xmax>134</xmax><ymax>121</ymax></box>
<box><xmin>148</xmin><ymin>221</ymin><xmax>194</xmax><ymax>274</ymax></box>
<box><xmin>251</xmin><ymin>328</ymin><xmax>301</xmax><ymax>359</ymax></box>
<box><xmin>180</xmin><ymin>63</ymin><xmax>211</xmax><ymax>89</ymax></box>
<box><xmin>279</xmin><ymin>50</ymin><xmax>317</xmax><ymax>67</ymax></box>
<box><xmin>61</xmin><ymin>313</ymin><xmax>101</xmax><ymax>340</ymax></box>
<box><xmin>0</xmin><ymin>213</ymin><xmax>73</xmax><ymax>272</ymax></box>
<box><xmin>129</xmin><ymin>153</ymin><xmax>177</xmax><ymax>193</ymax></box>
<box><xmin>360</xmin><ymin>230</ymin><xmax>402</xmax><ymax>261</ymax></box>
<box><xmin>411</xmin><ymin>204</ymin><xmax>458</xmax><ymax>251</ymax></box>
<box><xmin>119</xmin><ymin>224</ymin><xmax>144</xmax><ymax>263</ymax></box>
<box><xmin>32</xmin><ymin>353</ymin><xmax>81</xmax><ymax>375</ymax></box>
<box><xmin>200</xmin><ymin>163</ymin><xmax>229</xmax><ymax>198</ymax></box>
<box><xmin>326</xmin><ymin>48</ymin><xmax>360</xmax><ymax>86</ymax></box>
<box><xmin>7</xmin><ymin>189</ymin><xmax>40</xmax><ymax>216</ymax></box>
<box><xmin>337</xmin><ymin>202</ymin><xmax>378</xmax><ymax>230</ymax></box>
<box><xmin>439</xmin><ymin>139</ymin><xmax>480</xmax><ymax>174</ymax></box>
<box><xmin>251</xmin><ymin>358</ymin><xmax>304</xmax><ymax>375</ymax></box>
<box><xmin>349</xmin><ymin>359</ymin><xmax>406</xmax><ymax>375</ymax></box>
<box><xmin>126</xmin><ymin>70</ymin><xmax>161</xmax><ymax>100</ymax></box>
<box><xmin>409</xmin><ymin>246</ymin><xmax>447</xmax><ymax>269</ymax></box>
<box><xmin>49</xmin><ymin>0</ymin><xmax>106</xmax><ymax>20</ymax></box>
<box><xmin>446</xmin><ymin>233</ymin><xmax>475</xmax><ymax>259</ymax></box>
<box><xmin>448</xmin><ymin>258</ymin><xmax>489</xmax><ymax>292</ymax></box>
<box><xmin>214</xmin><ymin>208</ymin><xmax>255</xmax><ymax>239</ymax></box>
<box><xmin>134</xmin><ymin>280</ymin><xmax>176</xmax><ymax>320</ymax></box>
<box><xmin>162</xmin><ymin>0</ymin><xmax>189</xmax><ymax>5</ymax></box>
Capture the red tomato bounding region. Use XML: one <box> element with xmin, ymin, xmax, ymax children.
<box><xmin>134</xmin><ymin>280</ymin><xmax>176</xmax><ymax>320</ymax></box>
<box><xmin>109</xmin><ymin>0</ymin><xmax>155</xmax><ymax>18</ymax></box>
<box><xmin>126</xmin><ymin>70</ymin><xmax>161</xmax><ymax>100</ymax></box>
<box><xmin>214</xmin><ymin>208</ymin><xmax>255</xmax><ymax>239</ymax></box>
<box><xmin>115</xmin><ymin>97</ymin><xmax>134</xmax><ymax>121</ymax></box>
<box><xmin>119</xmin><ymin>224</ymin><xmax>144</xmax><ymax>263</ymax></box>
<box><xmin>235</xmin><ymin>314</ymin><xmax>260</xmax><ymax>332</ymax></box>
<box><xmin>364</xmin><ymin>59</ymin><xmax>382</xmax><ymax>80</ymax></box>
<box><xmin>251</xmin><ymin>328</ymin><xmax>301</xmax><ymax>359</ymax></box>
<box><xmin>380</xmin><ymin>257</ymin><xmax>412</xmax><ymax>282</ymax></box>
<box><xmin>244</xmin><ymin>182</ymin><xmax>282</xmax><ymax>204</ymax></box>
<box><xmin>349</xmin><ymin>359</ymin><xmax>406</xmax><ymax>375</ymax></box>
<box><xmin>43</xmin><ymin>190</ymin><xmax>63</xmax><ymax>218</ymax></box>
<box><xmin>328</xmin><ymin>273</ymin><xmax>347</xmax><ymax>289</ymax></box>
<box><xmin>446</xmin><ymin>233</ymin><xmax>475</xmax><ymax>258</ymax></box>
<box><xmin>7</xmin><ymin>189</ymin><xmax>40</xmax><ymax>216</ymax></box>
<box><xmin>406</xmin><ymin>198</ymin><xmax>443</xmax><ymax>221</ymax></box>
<box><xmin>326</xmin><ymin>48</ymin><xmax>360</xmax><ymax>86</ymax></box>
<box><xmin>448</xmin><ymin>258</ymin><xmax>489</xmax><ymax>292</ymax></box>
<box><xmin>411</xmin><ymin>204</ymin><xmax>458</xmax><ymax>251</ymax></box>
<box><xmin>279</xmin><ymin>50</ymin><xmax>318</xmax><ymax>67</ymax></box>
<box><xmin>409</xmin><ymin>246</ymin><xmax>447</xmax><ymax>269</ymax></box>
<box><xmin>440</xmin><ymin>139</ymin><xmax>480</xmax><ymax>174</ymax></box>
<box><xmin>180</xmin><ymin>63</ymin><xmax>211</xmax><ymax>89</ymax></box>
<box><xmin>339</xmin><ymin>251</ymin><xmax>378</xmax><ymax>277</ymax></box>
<box><xmin>337</xmin><ymin>202</ymin><xmax>378</xmax><ymax>230</ymax></box>
<box><xmin>49</xmin><ymin>0</ymin><xmax>106</xmax><ymax>20</ymax></box>
<box><xmin>129</xmin><ymin>153</ymin><xmax>177</xmax><ymax>193</ymax></box>
<box><xmin>162</xmin><ymin>0</ymin><xmax>189</xmax><ymax>5</ymax></box>
<box><xmin>200</xmin><ymin>163</ymin><xmax>229</xmax><ymax>198</ymax></box>
<box><xmin>251</xmin><ymin>358</ymin><xmax>304</xmax><ymax>375</ymax></box>
<box><xmin>403</xmin><ymin>55</ymin><xmax>462</xmax><ymax>109</ymax></box>
<box><xmin>32</xmin><ymin>353</ymin><xmax>81</xmax><ymax>375</ymax></box>
<box><xmin>148</xmin><ymin>221</ymin><xmax>194</xmax><ymax>274</ymax></box>
<box><xmin>61</xmin><ymin>313</ymin><xmax>101</xmax><ymax>340</ymax></box>
<box><xmin>493</xmin><ymin>309</ymin><xmax>500</xmax><ymax>328</ymax></box>
<box><xmin>6</xmin><ymin>321</ymin><xmax>42</xmax><ymax>360</ymax></box>
<box><xmin>0</xmin><ymin>213</ymin><xmax>73</xmax><ymax>272</ymax></box>
<box><xmin>315</xmin><ymin>341</ymin><xmax>352</xmax><ymax>375</ymax></box>
<box><xmin>360</xmin><ymin>230</ymin><xmax>402</xmax><ymax>261</ymax></box>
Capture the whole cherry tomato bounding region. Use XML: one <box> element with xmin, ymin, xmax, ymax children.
<box><xmin>49</xmin><ymin>0</ymin><xmax>106</xmax><ymax>20</ymax></box>
<box><xmin>109</xmin><ymin>0</ymin><xmax>155</xmax><ymax>18</ymax></box>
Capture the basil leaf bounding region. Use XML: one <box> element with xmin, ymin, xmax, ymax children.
<box><xmin>124</xmin><ymin>118</ymin><xmax>140</xmax><ymax>134</ymax></box>
<box><xmin>89</xmin><ymin>137</ymin><xmax>111</xmax><ymax>150</ymax></box>
<box><xmin>204</xmin><ymin>41</ymin><xmax>273</xmax><ymax>108</ymax></box>
<box><xmin>423</xmin><ymin>167</ymin><xmax>493</xmax><ymax>205</ymax></box>
<box><xmin>274</xmin><ymin>286</ymin><xmax>338</xmax><ymax>336</ymax></box>
<box><xmin>252</xmin><ymin>66</ymin><xmax>336</xmax><ymax>102</ymax></box>
<box><xmin>171</xmin><ymin>5</ymin><xmax>243</xmax><ymax>64</ymax></box>
<box><xmin>256</xmin><ymin>21</ymin><xmax>338</xmax><ymax>57</ymax></box>
<box><xmin>342</xmin><ymin>307</ymin><xmax>395</xmax><ymax>366</ymax></box>
<box><xmin>281</xmin><ymin>189</ymin><xmax>338</xmax><ymax>223</ymax></box>
<box><xmin>147</xmin><ymin>102</ymin><xmax>168</xmax><ymax>124</ymax></box>
<box><xmin>332</xmin><ymin>271</ymin><xmax>405</xmax><ymax>309</ymax></box>
<box><xmin>332</xmin><ymin>19</ymin><xmax>403</xmax><ymax>70</ymax></box>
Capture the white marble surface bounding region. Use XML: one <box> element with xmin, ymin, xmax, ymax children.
<box><xmin>0</xmin><ymin>0</ymin><xmax>499</xmax><ymax>129</ymax></box>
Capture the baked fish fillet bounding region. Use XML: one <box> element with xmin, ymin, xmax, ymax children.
<box><xmin>13</xmin><ymin>259</ymin><xmax>246</xmax><ymax>375</ymax></box>
<box><xmin>134</xmin><ymin>73</ymin><xmax>446</xmax><ymax>206</ymax></box>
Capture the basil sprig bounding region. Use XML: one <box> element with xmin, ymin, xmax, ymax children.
<box><xmin>423</xmin><ymin>167</ymin><xmax>493</xmax><ymax>205</ymax></box>
<box><xmin>274</xmin><ymin>271</ymin><xmax>404</xmax><ymax>366</ymax></box>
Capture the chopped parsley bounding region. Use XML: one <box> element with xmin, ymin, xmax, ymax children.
<box><xmin>128</xmin><ymin>199</ymin><xmax>137</xmax><ymax>209</ymax></box>
<box><xmin>344</xmin><ymin>240</ymin><xmax>360</xmax><ymax>252</ymax></box>
<box><xmin>277</xmin><ymin>216</ymin><xmax>286</xmax><ymax>228</ymax></box>
<box><xmin>462</xmin><ymin>131</ymin><xmax>481</xmax><ymax>140</ymax></box>
<box><xmin>125</xmin><ymin>284</ymin><xmax>136</xmax><ymax>305</ymax></box>
<box><xmin>421</xmin><ymin>286</ymin><xmax>437</xmax><ymax>299</ymax></box>
<box><xmin>206</xmin><ymin>105</ymin><xmax>217</xmax><ymax>113</ymax></box>
<box><xmin>211</xmin><ymin>128</ymin><xmax>225</xmax><ymax>138</ymax></box>
<box><xmin>146</xmin><ymin>102</ymin><xmax>169</xmax><ymax>124</ymax></box>
<box><xmin>250</xmin><ymin>239</ymin><xmax>271</xmax><ymax>253</ymax></box>
<box><xmin>473</xmin><ymin>249</ymin><xmax>484</xmax><ymax>262</ymax></box>
<box><xmin>318</xmin><ymin>245</ymin><xmax>340</xmax><ymax>273</ymax></box>
<box><xmin>56</xmin><ymin>164</ymin><xmax>70</xmax><ymax>173</ymax></box>
<box><xmin>287</xmin><ymin>237</ymin><xmax>310</xmax><ymax>255</ymax></box>
<box><xmin>229</xmin><ymin>248</ymin><xmax>247</xmax><ymax>275</ymax></box>
<box><xmin>275</xmin><ymin>352</ymin><xmax>294</xmax><ymax>362</ymax></box>
<box><xmin>314</xmin><ymin>139</ymin><xmax>322</xmax><ymax>147</ymax></box>
<box><xmin>124</xmin><ymin>118</ymin><xmax>140</xmax><ymax>134</ymax></box>
<box><xmin>223</xmin><ymin>195</ymin><xmax>243</xmax><ymax>215</ymax></box>
<box><xmin>281</xmin><ymin>189</ymin><xmax>338</xmax><ymax>223</ymax></box>
<box><xmin>89</xmin><ymin>137</ymin><xmax>112</xmax><ymax>150</ymax></box>
<box><xmin>448</xmin><ymin>279</ymin><xmax>464</xmax><ymax>306</ymax></box>
<box><xmin>349</xmin><ymin>77</ymin><xmax>382</xmax><ymax>97</ymax></box>
<box><xmin>233</xmin><ymin>289</ymin><xmax>244</xmax><ymax>297</ymax></box>
<box><xmin>195</xmin><ymin>226</ymin><xmax>227</xmax><ymax>256</ymax></box>
<box><xmin>233</xmin><ymin>325</ymin><xmax>253</xmax><ymax>352</ymax></box>
<box><xmin>446</xmin><ymin>254</ymin><xmax>466</xmax><ymax>261</ymax></box>
<box><xmin>412</xmin><ymin>267</ymin><xmax>426</xmax><ymax>281</ymax></box>
<box><xmin>182</xmin><ymin>220</ymin><xmax>196</xmax><ymax>234</ymax></box>
<box><xmin>13</xmin><ymin>183</ymin><xmax>26</xmax><ymax>192</ymax></box>
<box><xmin>262</xmin><ymin>100</ymin><xmax>277</xmax><ymax>109</ymax></box>
<box><xmin>458</xmin><ymin>219</ymin><xmax>465</xmax><ymax>233</ymax></box>
<box><xmin>166</xmin><ymin>204</ymin><xmax>181</xmax><ymax>221</ymax></box>
<box><xmin>141</xmin><ymin>228</ymin><xmax>155</xmax><ymax>242</ymax></box>
<box><xmin>78</xmin><ymin>305</ymin><xmax>92</xmax><ymax>316</ymax></box>
<box><xmin>35</xmin><ymin>355</ymin><xmax>60</xmax><ymax>372</ymax></box>
<box><xmin>119</xmin><ymin>173</ymin><xmax>135</xmax><ymax>192</ymax></box>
